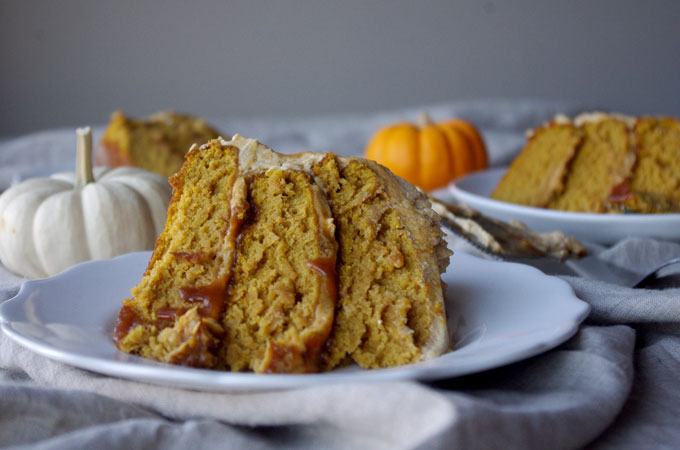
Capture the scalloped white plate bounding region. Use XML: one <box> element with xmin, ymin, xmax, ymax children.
<box><xmin>0</xmin><ymin>246</ymin><xmax>589</xmax><ymax>391</ymax></box>
<box><xmin>448</xmin><ymin>168</ymin><xmax>680</xmax><ymax>245</ymax></box>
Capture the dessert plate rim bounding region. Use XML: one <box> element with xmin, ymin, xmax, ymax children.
<box><xmin>446</xmin><ymin>167</ymin><xmax>680</xmax><ymax>245</ymax></box>
<box><xmin>0</xmin><ymin>247</ymin><xmax>589</xmax><ymax>392</ymax></box>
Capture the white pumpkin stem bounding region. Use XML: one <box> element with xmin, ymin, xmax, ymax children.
<box><xmin>417</xmin><ymin>111</ymin><xmax>434</xmax><ymax>128</ymax></box>
<box><xmin>75</xmin><ymin>127</ymin><xmax>95</xmax><ymax>188</ymax></box>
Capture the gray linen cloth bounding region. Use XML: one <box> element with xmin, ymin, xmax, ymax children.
<box><xmin>1</xmin><ymin>100</ymin><xmax>679</xmax><ymax>449</ymax></box>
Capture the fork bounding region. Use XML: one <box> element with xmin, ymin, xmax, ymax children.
<box><xmin>429</xmin><ymin>196</ymin><xmax>587</xmax><ymax>261</ymax></box>
<box><xmin>429</xmin><ymin>196</ymin><xmax>680</xmax><ymax>290</ymax></box>
<box><xmin>632</xmin><ymin>257</ymin><xmax>680</xmax><ymax>289</ymax></box>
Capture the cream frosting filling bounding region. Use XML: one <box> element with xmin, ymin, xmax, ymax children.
<box><xmin>527</xmin><ymin>112</ymin><xmax>638</xmax><ymax>138</ymax></box>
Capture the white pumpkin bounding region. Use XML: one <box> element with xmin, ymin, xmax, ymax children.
<box><xmin>0</xmin><ymin>127</ymin><xmax>172</xmax><ymax>278</ymax></box>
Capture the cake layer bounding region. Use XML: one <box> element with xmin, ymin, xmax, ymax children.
<box><xmin>490</xmin><ymin>122</ymin><xmax>581</xmax><ymax>207</ymax></box>
<box><xmin>113</xmin><ymin>140</ymin><xmax>241</xmax><ymax>367</ymax></box>
<box><xmin>312</xmin><ymin>156</ymin><xmax>449</xmax><ymax>369</ymax></box>
<box><xmin>222</xmin><ymin>169</ymin><xmax>337</xmax><ymax>373</ymax></box>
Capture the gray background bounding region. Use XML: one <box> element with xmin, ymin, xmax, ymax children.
<box><xmin>2</xmin><ymin>0</ymin><xmax>679</xmax><ymax>138</ymax></box>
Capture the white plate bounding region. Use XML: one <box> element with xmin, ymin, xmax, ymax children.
<box><xmin>448</xmin><ymin>168</ymin><xmax>680</xmax><ymax>245</ymax></box>
<box><xmin>0</xmin><ymin>248</ymin><xmax>589</xmax><ymax>392</ymax></box>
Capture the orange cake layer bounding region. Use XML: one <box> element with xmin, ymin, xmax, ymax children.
<box><xmin>490</xmin><ymin>122</ymin><xmax>581</xmax><ymax>207</ymax></box>
<box><xmin>222</xmin><ymin>169</ymin><xmax>338</xmax><ymax>373</ymax></box>
<box><xmin>113</xmin><ymin>135</ymin><xmax>451</xmax><ymax>373</ymax></box>
<box><xmin>312</xmin><ymin>156</ymin><xmax>450</xmax><ymax>369</ymax></box>
<box><xmin>97</xmin><ymin>111</ymin><xmax>221</xmax><ymax>177</ymax></box>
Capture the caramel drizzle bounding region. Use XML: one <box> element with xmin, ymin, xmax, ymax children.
<box><xmin>178</xmin><ymin>284</ymin><xmax>225</xmax><ymax>320</ymax></box>
<box><xmin>176</xmin><ymin>176</ymin><xmax>249</xmax><ymax>321</ymax></box>
<box><xmin>113</xmin><ymin>176</ymin><xmax>249</xmax><ymax>351</ymax></box>
<box><xmin>155</xmin><ymin>307</ymin><xmax>183</xmax><ymax>321</ymax></box>
<box><xmin>112</xmin><ymin>304</ymin><xmax>139</xmax><ymax>347</ymax></box>
<box><xmin>304</xmin><ymin>257</ymin><xmax>339</xmax><ymax>371</ymax></box>
<box><xmin>170</xmin><ymin>251</ymin><xmax>206</xmax><ymax>264</ymax></box>
<box><xmin>306</xmin><ymin>257</ymin><xmax>339</xmax><ymax>304</ymax></box>
<box><xmin>608</xmin><ymin>180</ymin><xmax>633</xmax><ymax>203</ymax></box>
<box><xmin>112</xmin><ymin>304</ymin><xmax>181</xmax><ymax>347</ymax></box>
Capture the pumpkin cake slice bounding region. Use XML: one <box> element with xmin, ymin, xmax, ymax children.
<box><xmin>492</xmin><ymin>112</ymin><xmax>680</xmax><ymax>214</ymax></box>
<box><xmin>97</xmin><ymin>110</ymin><xmax>221</xmax><ymax>177</ymax></box>
<box><xmin>113</xmin><ymin>135</ymin><xmax>451</xmax><ymax>373</ymax></box>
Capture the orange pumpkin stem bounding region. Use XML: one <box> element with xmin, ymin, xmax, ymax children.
<box><xmin>417</xmin><ymin>111</ymin><xmax>434</xmax><ymax>129</ymax></box>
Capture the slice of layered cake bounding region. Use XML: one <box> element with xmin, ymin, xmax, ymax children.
<box><xmin>113</xmin><ymin>135</ymin><xmax>451</xmax><ymax>373</ymax></box>
<box><xmin>493</xmin><ymin>112</ymin><xmax>680</xmax><ymax>213</ymax></box>
<box><xmin>97</xmin><ymin>111</ymin><xmax>221</xmax><ymax>177</ymax></box>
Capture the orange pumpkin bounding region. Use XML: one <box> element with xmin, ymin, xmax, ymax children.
<box><xmin>365</xmin><ymin>112</ymin><xmax>488</xmax><ymax>191</ymax></box>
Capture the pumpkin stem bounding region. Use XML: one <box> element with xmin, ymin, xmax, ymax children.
<box><xmin>417</xmin><ymin>111</ymin><xmax>434</xmax><ymax>129</ymax></box>
<box><xmin>75</xmin><ymin>127</ymin><xmax>95</xmax><ymax>188</ymax></box>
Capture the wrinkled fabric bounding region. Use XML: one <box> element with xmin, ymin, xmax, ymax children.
<box><xmin>1</xmin><ymin>100</ymin><xmax>679</xmax><ymax>449</ymax></box>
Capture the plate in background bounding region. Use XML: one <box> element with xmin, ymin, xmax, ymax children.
<box><xmin>448</xmin><ymin>168</ymin><xmax>680</xmax><ymax>245</ymax></box>
<box><xmin>0</xmin><ymin>246</ymin><xmax>589</xmax><ymax>392</ymax></box>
